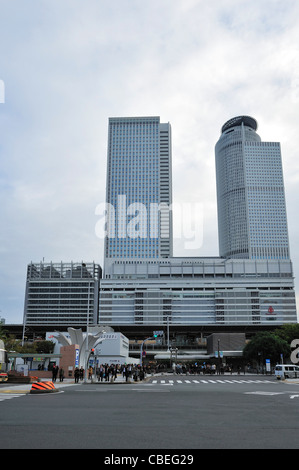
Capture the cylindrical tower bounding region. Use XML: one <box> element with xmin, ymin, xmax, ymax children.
<box><xmin>215</xmin><ymin>115</ymin><xmax>290</xmax><ymax>260</ymax></box>
<box><xmin>215</xmin><ymin>116</ymin><xmax>260</xmax><ymax>259</ymax></box>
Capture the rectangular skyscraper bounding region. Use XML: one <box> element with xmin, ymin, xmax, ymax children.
<box><xmin>104</xmin><ymin>116</ymin><xmax>172</xmax><ymax>271</ymax></box>
<box><xmin>215</xmin><ymin>116</ymin><xmax>290</xmax><ymax>260</ymax></box>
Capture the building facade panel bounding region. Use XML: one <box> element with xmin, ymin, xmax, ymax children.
<box><xmin>99</xmin><ymin>258</ymin><xmax>297</xmax><ymax>326</ymax></box>
<box><xmin>24</xmin><ymin>262</ymin><xmax>101</xmax><ymax>327</ymax></box>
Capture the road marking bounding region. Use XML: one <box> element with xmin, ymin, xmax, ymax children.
<box><xmin>150</xmin><ymin>378</ymin><xmax>278</xmax><ymax>386</ymax></box>
<box><xmin>132</xmin><ymin>389</ymin><xmax>170</xmax><ymax>392</ymax></box>
<box><xmin>244</xmin><ymin>391</ymin><xmax>284</xmax><ymax>396</ymax></box>
<box><xmin>0</xmin><ymin>393</ymin><xmax>25</xmax><ymax>402</ymax></box>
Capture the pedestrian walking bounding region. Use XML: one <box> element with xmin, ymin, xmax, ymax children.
<box><xmin>98</xmin><ymin>365</ymin><xmax>104</xmax><ymax>382</ymax></box>
<box><xmin>52</xmin><ymin>365</ymin><xmax>58</xmax><ymax>382</ymax></box>
<box><xmin>74</xmin><ymin>367</ymin><xmax>80</xmax><ymax>383</ymax></box>
<box><xmin>59</xmin><ymin>367</ymin><xmax>64</xmax><ymax>382</ymax></box>
<box><xmin>105</xmin><ymin>364</ymin><xmax>110</xmax><ymax>381</ymax></box>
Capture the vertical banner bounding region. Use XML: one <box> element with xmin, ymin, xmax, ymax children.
<box><xmin>75</xmin><ymin>349</ymin><xmax>79</xmax><ymax>368</ymax></box>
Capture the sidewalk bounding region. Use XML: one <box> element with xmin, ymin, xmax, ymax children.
<box><xmin>0</xmin><ymin>378</ymin><xmax>77</xmax><ymax>394</ymax></box>
<box><xmin>0</xmin><ymin>374</ymin><xmax>145</xmax><ymax>392</ymax></box>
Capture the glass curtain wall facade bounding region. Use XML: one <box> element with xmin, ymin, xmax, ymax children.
<box><xmin>104</xmin><ymin>117</ymin><xmax>172</xmax><ymax>272</ymax></box>
<box><xmin>215</xmin><ymin>116</ymin><xmax>290</xmax><ymax>260</ymax></box>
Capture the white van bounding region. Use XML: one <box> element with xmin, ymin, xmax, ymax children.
<box><xmin>275</xmin><ymin>364</ymin><xmax>299</xmax><ymax>379</ymax></box>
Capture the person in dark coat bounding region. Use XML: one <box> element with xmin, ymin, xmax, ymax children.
<box><xmin>59</xmin><ymin>367</ymin><xmax>64</xmax><ymax>382</ymax></box>
<box><xmin>74</xmin><ymin>367</ymin><xmax>80</xmax><ymax>383</ymax></box>
<box><xmin>52</xmin><ymin>365</ymin><xmax>58</xmax><ymax>382</ymax></box>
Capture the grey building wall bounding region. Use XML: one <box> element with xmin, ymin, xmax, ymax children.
<box><xmin>206</xmin><ymin>333</ymin><xmax>246</xmax><ymax>355</ymax></box>
<box><xmin>99</xmin><ymin>258</ymin><xmax>297</xmax><ymax>326</ymax></box>
<box><xmin>23</xmin><ymin>262</ymin><xmax>101</xmax><ymax>327</ymax></box>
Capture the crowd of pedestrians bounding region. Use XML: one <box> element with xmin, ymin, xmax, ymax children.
<box><xmin>73</xmin><ymin>363</ymin><xmax>150</xmax><ymax>383</ymax></box>
<box><xmin>56</xmin><ymin>361</ymin><xmax>254</xmax><ymax>383</ymax></box>
<box><xmin>97</xmin><ymin>363</ymin><xmax>148</xmax><ymax>382</ymax></box>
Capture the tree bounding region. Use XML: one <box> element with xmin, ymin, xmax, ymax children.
<box><xmin>4</xmin><ymin>338</ymin><xmax>55</xmax><ymax>354</ymax></box>
<box><xmin>274</xmin><ymin>324</ymin><xmax>299</xmax><ymax>345</ymax></box>
<box><xmin>243</xmin><ymin>332</ymin><xmax>290</xmax><ymax>365</ymax></box>
<box><xmin>35</xmin><ymin>340</ymin><xmax>55</xmax><ymax>354</ymax></box>
<box><xmin>0</xmin><ymin>323</ymin><xmax>8</xmax><ymax>341</ymax></box>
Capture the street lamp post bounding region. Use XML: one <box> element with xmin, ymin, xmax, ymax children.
<box><xmin>84</xmin><ymin>281</ymin><xmax>91</xmax><ymax>383</ymax></box>
<box><xmin>218</xmin><ymin>339</ymin><xmax>221</xmax><ymax>374</ymax></box>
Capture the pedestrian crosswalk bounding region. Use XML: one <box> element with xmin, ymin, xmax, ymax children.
<box><xmin>150</xmin><ymin>378</ymin><xmax>274</xmax><ymax>385</ymax></box>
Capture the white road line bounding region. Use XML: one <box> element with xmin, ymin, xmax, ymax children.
<box><xmin>245</xmin><ymin>391</ymin><xmax>284</xmax><ymax>396</ymax></box>
<box><xmin>0</xmin><ymin>394</ymin><xmax>24</xmax><ymax>402</ymax></box>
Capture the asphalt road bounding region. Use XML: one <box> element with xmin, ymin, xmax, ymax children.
<box><xmin>1</xmin><ymin>374</ymin><xmax>299</xmax><ymax>450</ymax></box>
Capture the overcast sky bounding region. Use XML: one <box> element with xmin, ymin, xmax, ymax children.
<box><xmin>1</xmin><ymin>0</ymin><xmax>299</xmax><ymax>324</ymax></box>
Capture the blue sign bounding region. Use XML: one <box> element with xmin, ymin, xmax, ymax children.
<box><xmin>75</xmin><ymin>349</ymin><xmax>79</xmax><ymax>367</ymax></box>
